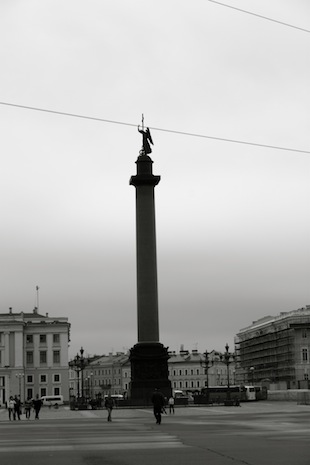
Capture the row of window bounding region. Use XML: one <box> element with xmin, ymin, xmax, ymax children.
<box><xmin>172</xmin><ymin>380</ymin><xmax>206</xmax><ymax>389</ymax></box>
<box><xmin>26</xmin><ymin>334</ymin><xmax>60</xmax><ymax>344</ymax></box>
<box><xmin>83</xmin><ymin>370</ymin><xmax>129</xmax><ymax>377</ymax></box>
<box><xmin>26</xmin><ymin>387</ymin><xmax>61</xmax><ymax>399</ymax></box>
<box><xmin>26</xmin><ymin>373</ymin><xmax>61</xmax><ymax>384</ymax></box>
<box><xmin>169</xmin><ymin>369</ymin><xmax>201</xmax><ymax>377</ymax></box>
<box><xmin>26</xmin><ymin>350</ymin><xmax>61</xmax><ymax>365</ymax></box>
<box><xmin>169</xmin><ymin>368</ymin><xmax>233</xmax><ymax>377</ymax></box>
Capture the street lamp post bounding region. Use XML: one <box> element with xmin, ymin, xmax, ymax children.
<box><xmin>220</xmin><ymin>343</ymin><xmax>235</xmax><ymax>406</ymax></box>
<box><xmin>200</xmin><ymin>351</ymin><xmax>213</xmax><ymax>403</ymax></box>
<box><xmin>90</xmin><ymin>372</ymin><xmax>93</xmax><ymax>399</ymax></box>
<box><xmin>249</xmin><ymin>366</ymin><xmax>255</xmax><ymax>385</ymax></box>
<box><xmin>69</xmin><ymin>347</ymin><xmax>88</xmax><ymax>403</ymax></box>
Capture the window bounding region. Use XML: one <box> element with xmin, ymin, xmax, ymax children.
<box><xmin>179</xmin><ymin>370</ymin><xmax>182</xmax><ymax>376</ymax></box>
<box><xmin>40</xmin><ymin>334</ymin><xmax>47</xmax><ymax>344</ymax></box>
<box><xmin>54</xmin><ymin>374</ymin><xmax>60</xmax><ymax>383</ymax></box>
<box><xmin>304</xmin><ymin>373</ymin><xmax>309</xmax><ymax>381</ymax></box>
<box><xmin>54</xmin><ymin>387</ymin><xmax>60</xmax><ymax>396</ymax></box>
<box><xmin>26</xmin><ymin>351</ymin><xmax>34</xmax><ymax>365</ymax></box>
<box><xmin>196</xmin><ymin>369</ymin><xmax>200</xmax><ymax>375</ymax></box>
<box><xmin>53</xmin><ymin>334</ymin><xmax>60</xmax><ymax>344</ymax></box>
<box><xmin>302</xmin><ymin>348</ymin><xmax>308</xmax><ymax>362</ymax></box>
<box><xmin>53</xmin><ymin>350</ymin><xmax>60</xmax><ymax>364</ymax></box>
<box><xmin>40</xmin><ymin>374</ymin><xmax>47</xmax><ymax>383</ymax></box>
<box><xmin>40</xmin><ymin>387</ymin><xmax>47</xmax><ymax>397</ymax></box>
<box><xmin>40</xmin><ymin>351</ymin><xmax>47</xmax><ymax>364</ymax></box>
<box><xmin>27</xmin><ymin>388</ymin><xmax>33</xmax><ymax>399</ymax></box>
<box><xmin>26</xmin><ymin>335</ymin><xmax>33</xmax><ymax>343</ymax></box>
<box><xmin>26</xmin><ymin>375</ymin><xmax>33</xmax><ymax>383</ymax></box>
<box><xmin>302</xmin><ymin>329</ymin><xmax>308</xmax><ymax>338</ymax></box>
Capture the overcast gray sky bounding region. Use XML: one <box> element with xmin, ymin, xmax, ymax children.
<box><xmin>1</xmin><ymin>0</ymin><xmax>309</xmax><ymax>359</ymax></box>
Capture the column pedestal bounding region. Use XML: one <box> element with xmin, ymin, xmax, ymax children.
<box><xmin>129</xmin><ymin>342</ymin><xmax>171</xmax><ymax>403</ymax></box>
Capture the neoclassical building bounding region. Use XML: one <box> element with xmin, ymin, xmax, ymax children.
<box><xmin>0</xmin><ymin>308</ymin><xmax>71</xmax><ymax>405</ymax></box>
<box><xmin>168</xmin><ymin>347</ymin><xmax>236</xmax><ymax>391</ymax></box>
<box><xmin>235</xmin><ymin>305</ymin><xmax>310</xmax><ymax>389</ymax></box>
<box><xmin>69</xmin><ymin>352</ymin><xmax>130</xmax><ymax>399</ymax></box>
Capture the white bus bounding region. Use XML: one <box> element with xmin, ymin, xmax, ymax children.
<box><xmin>41</xmin><ymin>395</ymin><xmax>64</xmax><ymax>406</ymax></box>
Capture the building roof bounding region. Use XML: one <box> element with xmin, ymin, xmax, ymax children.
<box><xmin>237</xmin><ymin>305</ymin><xmax>310</xmax><ymax>334</ymax></box>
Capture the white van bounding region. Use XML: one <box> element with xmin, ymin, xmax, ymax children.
<box><xmin>41</xmin><ymin>395</ymin><xmax>64</xmax><ymax>406</ymax></box>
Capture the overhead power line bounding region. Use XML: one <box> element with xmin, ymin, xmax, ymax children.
<box><xmin>208</xmin><ymin>0</ymin><xmax>310</xmax><ymax>34</ymax></box>
<box><xmin>0</xmin><ymin>101</ymin><xmax>309</xmax><ymax>154</ymax></box>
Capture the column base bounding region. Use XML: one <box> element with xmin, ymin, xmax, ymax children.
<box><xmin>129</xmin><ymin>342</ymin><xmax>172</xmax><ymax>404</ymax></box>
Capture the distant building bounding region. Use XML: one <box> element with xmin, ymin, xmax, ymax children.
<box><xmin>69</xmin><ymin>352</ymin><xmax>130</xmax><ymax>400</ymax></box>
<box><xmin>235</xmin><ymin>305</ymin><xmax>310</xmax><ymax>389</ymax></box>
<box><xmin>74</xmin><ymin>347</ymin><xmax>236</xmax><ymax>400</ymax></box>
<box><xmin>0</xmin><ymin>307</ymin><xmax>71</xmax><ymax>405</ymax></box>
<box><xmin>168</xmin><ymin>347</ymin><xmax>236</xmax><ymax>391</ymax></box>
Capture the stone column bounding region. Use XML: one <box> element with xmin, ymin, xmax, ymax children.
<box><xmin>129</xmin><ymin>154</ymin><xmax>171</xmax><ymax>402</ymax></box>
<box><xmin>130</xmin><ymin>154</ymin><xmax>160</xmax><ymax>342</ymax></box>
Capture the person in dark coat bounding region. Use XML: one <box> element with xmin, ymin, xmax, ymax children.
<box><xmin>151</xmin><ymin>388</ymin><xmax>165</xmax><ymax>425</ymax></box>
<box><xmin>33</xmin><ymin>394</ymin><xmax>42</xmax><ymax>419</ymax></box>
<box><xmin>104</xmin><ymin>395</ymin><xmax>114</xmax><ymax>422</ymax></box>
<box><xmin>14</xmin><ymin>395</ymin><xmax>21</xmax><ymax>420</ymax></box>
<box><xmin>24</xmin><ymin>396</ymin><xmax>33</xmax><ymax>420</ymax></box>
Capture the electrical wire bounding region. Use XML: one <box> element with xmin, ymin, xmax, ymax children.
<box><xmin>207</xmin><ymin>0</ymin><xmax>310</xmax><ymax>34</ymax></box>
<box><xmin>0</xmin><ymin>101</ymin><xmax>309</xmax><ymax>154</ymax></box>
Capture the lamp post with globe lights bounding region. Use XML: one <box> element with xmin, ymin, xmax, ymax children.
<box><xmin>69</xmin><ymin>347</ymin><xmax>88</xmax><ymax>404</ymax></box>
<box><xmin>200</xmin><ymin>351</ymin><xmax>213</xmax><ymax>403</ymax></box>
<box><xmin>220</xmin><ymin>343</ymin><xmax>236</xmax><ymax>406</ymax></box>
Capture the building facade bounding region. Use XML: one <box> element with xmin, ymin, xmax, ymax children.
<box><xmin>68</xmin><ymin>347</ymin><xmax>236</xmax><ymax>400</ymax></box>
<box><xmin>168</xmin><ymin>348</ymin><xmax>236</xmax><ymax>392</ymax></box>
<box><xmin>69</xmin><ymin>352</ymin><xmax>130</xmax><ymax>400</ymax></box>
<box><xmin>235</xmin><ymin>306</ymin><xmax>310</xmax><ymax>389</ymax></box>
<box><xmin>0</xmin><ymin>308</ymin><xmax>70</xmax><ymax>405</ymax></box>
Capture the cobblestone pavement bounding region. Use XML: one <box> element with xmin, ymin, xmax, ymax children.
<box><xmin>0</xmin><ymin>401</ymin><xmax>309</xmax><ymax>465</ymax></box>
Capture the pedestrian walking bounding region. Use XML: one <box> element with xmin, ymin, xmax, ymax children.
<box><xmin>8</xmin><ymin>396</ymin><xmax>16</xmax><ymax>421</ymax></box>
<box><xmin>151</xmin><ymin>388</ymin><xmax>165</xmax><ymax>425</ymax></box>
<box><xmin>33</xmin><ymin>394</ymin><xmax>42</xmax><ymax>419</ymax></box>
<box><xmin>14</xmin><ymin>395</ymin><xmax>21</xmax><ymax>420</ymax></box>
<box><xmin>24</xmin><ymin>396</ymin><xmax>33</xmax><ymax>420</ymax></box>
<box><xmin>168</xmin><ymin>396</ymin><xmax>175</xmax><ymax>414</ymax></box>
<box><xmin>104</xmin><ymin>395</ymin><xmax>114</xmax><ymax>422</ymax></box>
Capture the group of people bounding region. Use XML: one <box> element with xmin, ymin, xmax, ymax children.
<box><xmin>7</xmin><ymin>394</ymin><xmax>42</xmax><ymax>420</ymax></box>
<box><xmin>6</xmin><ymin>390</ymin><xmax>174</xmax><ymax>424</ymax></box>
